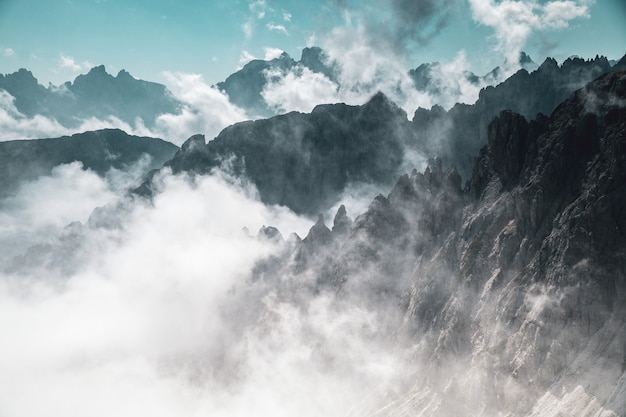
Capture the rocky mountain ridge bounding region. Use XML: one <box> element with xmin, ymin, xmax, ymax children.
<box><xmin>246</xmin><ymin>69</ymin><xmax>626</xmax><ymax>416</ymax></box>
<box><xmin>143</xmin><ymin>55</ymin><xmax>626</xmax><ymax>217</ymax></box>
<box><xmin>141</xmin><ymin>91</ymin><xmax>416</xmax><ymax>215</ymax></box>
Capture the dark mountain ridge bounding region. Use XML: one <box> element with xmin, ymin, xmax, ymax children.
<box><xmin>415</xmin><ymin>54</ymin><xmax>620</xmax><ymax>178</ymax></box>
<box><xmin>142</xmin><ymin>54</ymin><xmax>625</xmax><ymax>217</ymax></box>
<box><xmin>142</xmin><ymin>91</ymin><xmax>415</xmax><ymax>215</ymax></box>
<box><xmin>0</xmin><ymin>129</ymin><xmax>178</xmax><ymax>198</ymax></box>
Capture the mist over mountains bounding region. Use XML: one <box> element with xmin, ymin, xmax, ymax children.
<box><xmin>0</xmin><ymin>48</ymin><xmax>625</xmax><ymax>416</ymax></box>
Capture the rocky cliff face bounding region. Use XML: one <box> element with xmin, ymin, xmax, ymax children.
<box><xmin>414</xmin><ymin>54</ymin><xmax>620</xmax><ymax>179</ymax></box>
<box><xmin>148</xmin><ymin>92</ymin><xmax>416</xmax><ymax>215</ymax></box>
<box><xmin>252</xmin><ymin>70</ymin><xmax>626</xmax><ymax>415</ymax></box>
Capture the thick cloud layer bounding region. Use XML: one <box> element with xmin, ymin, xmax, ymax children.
<box><xmin>0</xmin><ymin>165</ymin><xmax>410</xmax><ymax>417</ymax></box>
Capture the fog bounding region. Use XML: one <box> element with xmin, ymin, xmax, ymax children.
<box><xmin>0</xmin><ymin>164</ymin><xmax>413</xmax><ymax>417</ymax></box>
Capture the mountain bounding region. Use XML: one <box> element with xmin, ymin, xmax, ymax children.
<box><xmin>251</xmin><ymin>69</ymin><xmax>626</xmax><ymax>415</ymax></box>
<box><xmin>140</xmin><ymin>92</ymin><xmax>416</xmax><ymax>215</ymax></box>
<box><xmin>413</xmin><ymin>54</ymin><xmax>620</xmax><ymax>179</ymax></box>
<box><xmin>0</xmin><ymin>66</ymin><xmax>181</xmax><ymax>128</ymax></box>
<box><xmin>0</xmin><ymin>129</ymin><xmax>178</xmax><ymax>198</ymax></box>
<box><xmin>140</xmin><ymin>55</ymin><xmax>625</xmax><ymax>217</ymax></box>
<box><xmin>216</xmin><ymin>47</ymin><xmax>337</xmax><ymax>117</ymax></box>
<box><xmin>408</xmin><ymin>51</ymin><xmax>538</xmax><ymax>95</ymax></box>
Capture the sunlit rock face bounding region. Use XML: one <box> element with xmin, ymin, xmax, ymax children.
<box><xmin>258</xmin><ymin>70</ymin><xmax>626</xmax><ymax>416</ymax></box>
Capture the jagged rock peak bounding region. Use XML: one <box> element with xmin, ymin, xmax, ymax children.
<box><xmin>332</xmin><ymin>204</ymin><xmax>352</xmax><ymax>235</ymax></box>
<box><xmin>257</xmin><ymin>225</ymin><xmax>284</xmax><ymax>242</ymax></box>
<box><xmin>87</xmin><ymin>65</ymin><xmax>109</xmax><ymax>76</ymax></box>
<box><xmin>304</xmin><ymin>214</ymin><xmax>332</xmax><ymax>245</ymax></box>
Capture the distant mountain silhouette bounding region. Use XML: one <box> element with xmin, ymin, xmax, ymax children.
<box><xmin>0</xmin><ymin>66</ymin><xmax>181</xmax><ymax>128</ymax></box>
<box><xmin>216</xmin><ymin>47</ymin><xmax>336</xmax><ymax>117</ymax></box>
<box><xmin>0</xmin><ymin>129</ymin><xmax>178</xmax><ymax>198</ymax></box>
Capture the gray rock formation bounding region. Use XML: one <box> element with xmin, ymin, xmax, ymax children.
<box><xmin>251</xmin><ymin>70</ymin><xmax>626</xmax><ymax>415</ymax></box>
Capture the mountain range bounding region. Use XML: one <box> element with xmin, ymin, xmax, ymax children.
<box><xmin>1</xmin><ymin>51</ymin><xmax>625</xmax><ymax>416</ymax></box>
<box><xmin>138</xmin><ymin>53</ymin><xmax>626</xmax><ymax>216</ymax></box>
<box><xmin>246</xmin><ymin>69</ymin><xmax>626</xmax><ymax>415</ymax></box>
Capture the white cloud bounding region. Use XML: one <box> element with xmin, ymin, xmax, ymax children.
<box><xmin>0</xmin><ymin>164</ymin><xmax>409</xmax><ymax>417</ymax></box>
<box><xmin>282</xmin><ymin>11</ymin><xmax>292</xmax><ymax>21</ymax></box>
<box><xmin>242</xmin><ymin>20</ymin><xmax>253</xmax><ymax>40</ymax></box>
<box><xmin>262</xmin><ymin>67</ymin><xmax>339</xmax><ymax>113</ymax></box>
<box><xmin>59</xmin><ymin>54</ymin><xmax>93</xmax><ymax>72</ymax></box>
<box><xmin>468</xmin><ymin>0</ymin><xmax>590</xmax><ymax>72</ymax></box>
<box><xmin>155</xmin><ymin>72</ymin><xmax>249</xmax><ymax>144</ymax></box>
<box><xmin>249</xmin><ymin>0</ymin><xmax>268</xmax><ymax>19</ymax></box>
<box><xmin>263</xmin><ymin>47</ymin><xmax>284</xmax><ymax>61</ymax></box>
<box><xmin>238</xmin><ymin>50</ymin><xmax>257</xmax><ymax>68</ymax></box>
<box><xmin>3</xmin><ymin>47</ymin><xmax>15</xmax><ymax>57</ymax></box>
<box><xmin>266</xmin><ymin>22</ymin><xmax>289</xmax><ymax>35</ymax></box>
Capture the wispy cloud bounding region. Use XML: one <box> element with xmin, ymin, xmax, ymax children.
<box><xmin>266</xmin><ymin>22</ymin><xmax>289</xmax><ymax>35</ymax></box>
<box><xmin>263</xmin><ymin>47</ymin><xmax>284</xmax><ymax>60</ymax></box>
<box><xmin>59</xmin><ymin>54</ymin><xmax>93</xmax><ymax>72</ymax></box>
<box><xmin>242</xmin><ymin>20</ymin><xmax>254</xmax><ymax>40</ymax></box>
<box><xmin>3</xmin><ymin>47</ymin><xmax>15</xmax><ymax>57</ymax></box>
<box><xmin>282</xmin><ymin>11</ymin><xmax>292</xmax><ymax>21</ymax></box>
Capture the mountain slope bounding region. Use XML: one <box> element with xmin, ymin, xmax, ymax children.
<box><xmin>0</xmin><ymin>129</ymin><xmax>178</xmax><ymax>198</ymax></box>
<box><xmin>414</xmin><ymin>54</ymin><xmax>620</xmax><ymax>178</ymax></box>
<box><xmin>258</xmin><ymin>69</ymin><xmax>626</xmax><ymax>415</ymax></box>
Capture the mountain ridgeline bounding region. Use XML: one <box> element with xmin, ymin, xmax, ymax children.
<box><xmin>0</xmin><ymin>129</ymin><xmax>178</xmax><ymax>198</ymax></box>
<box><xmin>0</xmin><ymin>66</ymin><xmax>181</xmax><ymax>128</ymax></box>
<box><xmin>149</xmin><ymin>54</ymin><xmax>626</xmax><ymax>216</ymax></box>
<box><xmin>248</xmin><ymin>69</ymin><xmax>626</xmax><ymax>415</ymax></box>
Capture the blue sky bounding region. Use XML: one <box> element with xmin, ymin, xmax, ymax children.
<box><xmin>0</xmin><ymin>0</ymin><xmax>625</xmax><ymax>86</ymax></box>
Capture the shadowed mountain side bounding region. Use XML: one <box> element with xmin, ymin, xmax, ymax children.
<box><xmin>414</xmin><ymin>54</ymin><xmax>623</xmax><ymax>179</ymax></box>
<box><xmin>0</xmin><ymin>129</ymin><xmax>178</xmax><ymax>197</ymax></box>
<box><xmin>255</xmin><ymin>70</ymin><xmax>626</xmax><ymax>415</ymax></box>
<box><xmin>141</xmin><ymin>92</ymin><xmax>417</xmax><ymax>216</ymax></box>
<box><xmin>0</xmin><ymin>66</ymin><xmax>181</xmax><ymax>128</ymax></box>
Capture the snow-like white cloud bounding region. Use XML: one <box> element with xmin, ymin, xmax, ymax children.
<box><xmin>154</xmin><ymin>72</ymin><xmax>249</xmax><ymax>144</ymax></box>
<box><xmin>262</xmin><ymin>67</ymin><xmax>339</xmax><ymax>114</ymax></box>
<box><xmin>0</xmin><ymin>164</ymin><xmax>409</xmax><ymax>417</ymax></box>
<box><xmin>263</xmin><ymin>47</ymin><xmax>284</xmax><ymax>61</ymax></box>
<box><xmin>59</xmin><ymin>54</ymin><xmax>94</xmax><ymax>72</ymax></box>
<box><xmin>266</xmin><ymin>22</ymin><xmax>289</xmax><ymax>35</ymax></box>
<box><xmin>468</xmin><ymin>0</ymin><xmax>590</xmax><ymax>69</ymax></box>
<box><xmin>3</xmin><ymin>47</ymin><xmax>15</xmax><ymax>57</ymax></box>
